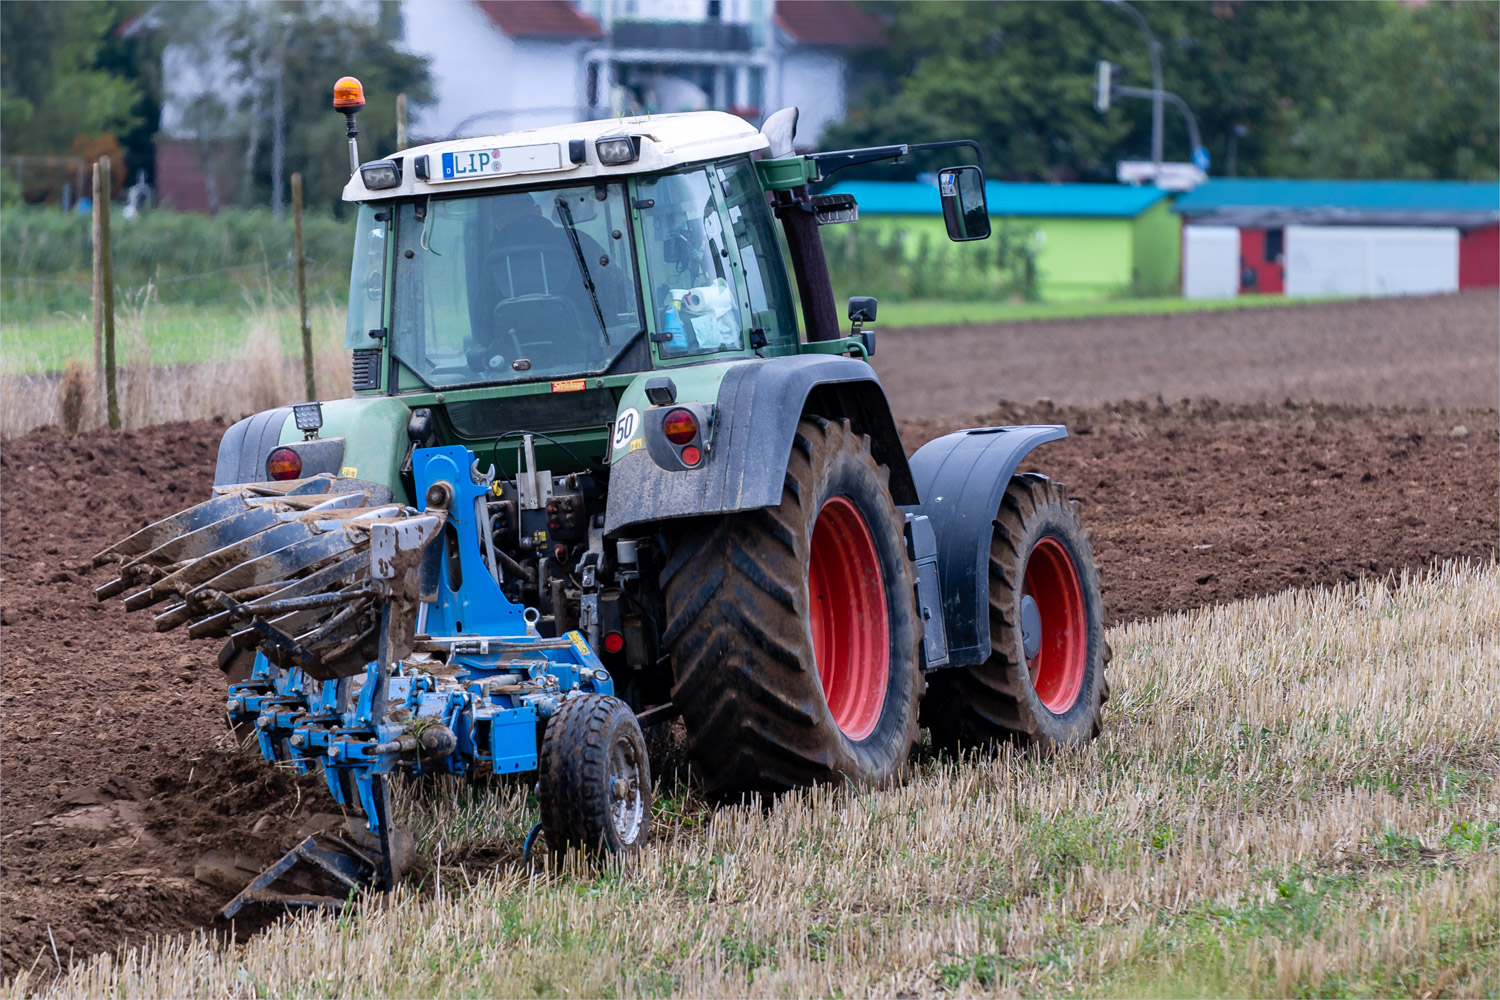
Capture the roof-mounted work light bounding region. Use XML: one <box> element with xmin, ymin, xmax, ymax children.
<box><xmin>595</xmin><ymin>135</ymin><xmax>641</xmax><ymax>166</ymax></box>
<box><xmin>359</xmin><ymin>159</ymin><xmax>401</xmax><ymax>190</ymax></box>
<box><xmin>333</xmin><ymin>75</ymin><xmax>366</xmax><ymax>175</ymax></box>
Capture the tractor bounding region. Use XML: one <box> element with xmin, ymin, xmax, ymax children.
<box><xmin>94</xmin><ymin>78</ymin><xmax>1109</xmax><ymax>912</ymax></box>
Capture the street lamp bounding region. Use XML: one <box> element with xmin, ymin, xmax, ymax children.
<box><xmin>1103</xmin><ymin>0</ymin><xmax>1164</xmax><ymax>173</ymax></box>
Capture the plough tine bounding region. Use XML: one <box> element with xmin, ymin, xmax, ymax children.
<box><xmin>195</xmin><ymin>528</ymin><xmax>362</xmax><ymax>596</ymax></box>
<box><xmin>220</xmin><ymin>835</ymin><xmax>374</xmax><ymax>920</ymax></box>
<box><xmin>135</xmin><ymin>506</ymin><xmax>284</xmax><ymax>566</ymax></box>
<box><xmin>151</xmin><ymin>521</ymin><xmax>326</xmax><ymax>598</ymax></box>
<box><xmin>93</xmin><ymin>477</ymin><xmax>336</xmax><ymax>565</ymax></box>
<box><xmin>93</xmin><ymin>492</ymin><xmax>254</xmax><ymax>565</ymax></box>
<box><xmin>185</xmin><ymin>552</ymin><xmax>367</xmax><ymax>639</ymax></box>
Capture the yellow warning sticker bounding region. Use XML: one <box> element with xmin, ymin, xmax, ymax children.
<box><xmin>568</xmin><ymin>631</ymin><xmax>591</xmax><ymax>655</ymax></box>
<box><xmin>551</xmin><ymin>378</ymin><xmax>586</xmax><ymax>393</ymax></box>
<box><xmin>340</xmin><ymin>466</ymin><xmax>358</xmax><ymax>478</ymax></box>
<box><xmin>629</xmin><ymin>438</ymin><xmax>644</xmax><ymax>452</ymax></box>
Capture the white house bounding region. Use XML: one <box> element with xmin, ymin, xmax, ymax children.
<box><xmin>152</xmin><ymin>0</ymin><xmax>883</xmax><ymax>210</ymax></box>
<box><xmin>401</xmin><ymin>0</ymin><xmax>885</xmax><ymax>147</ymax></box>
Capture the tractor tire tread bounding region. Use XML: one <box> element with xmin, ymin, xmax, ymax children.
<box><xmin>663</xmin><ymin>416</ymin><xmax>921</xmax><ymax>798</ymax></box>
<box><xmin>925</xmin><ymin>477</ymin><xmax>1108</xmax><ymax>754</ymax></box>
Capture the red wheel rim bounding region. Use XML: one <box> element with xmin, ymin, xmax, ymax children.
<box><xmin>1024</xmin><ymin>536</ymin><xmax>1087</xmax><ymax>715</ymax></box>
<box><xmin>807</xmin><ymin>495</ymin><xmax>889</xmax><ymax>741</ymax></box>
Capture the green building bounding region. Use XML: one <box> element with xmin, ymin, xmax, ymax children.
<box><xmin>823</xmin><ymin>180</ymin><xmax>1179</xmax><ymax>302</ymax></box>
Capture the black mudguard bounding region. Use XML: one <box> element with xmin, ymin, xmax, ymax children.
<box><xmin>214</xmin><ymin>407</ymin><xmax>346</xmax><ymax>487</ymax></box>
<box><xmin>214</xmin><ymin>407</ymin><xmax>292</xmax><ymax>486</ymax></box>
<box><xmin>905</xmin><ymin>425</ymin><xmax>1068</xmax><ymax>668</ymax></box>
<box><xmin>604</xmin><ymin>355</ymin><xmax>917</xmax><ymax>535</ymax></box>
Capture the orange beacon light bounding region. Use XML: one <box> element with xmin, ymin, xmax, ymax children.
<box><xmin>333</xmin><ymin>76</ymin><xmax>365</xmax><ymax>174</ymax></box>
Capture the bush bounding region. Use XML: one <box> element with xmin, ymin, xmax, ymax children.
<box><xmin>823</xmin><ymin>221</ymin><xmax>1039</xmax><ymax>304</ymax></box>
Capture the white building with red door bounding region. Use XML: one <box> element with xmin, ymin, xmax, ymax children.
<box><xmin>1175</xmin><ymin>179</ymin><xmax>1500</xmax><ymax>299</ymax></box>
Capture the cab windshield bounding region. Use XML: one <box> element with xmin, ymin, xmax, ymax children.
<box><xmin>389</xmin><ymin>182</ymin><xmax>643</xmax><ymax>387</ymax></box>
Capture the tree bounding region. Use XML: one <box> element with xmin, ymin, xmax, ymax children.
<box><xmin>0</xmin><ymin>1</ymin><xmax>156</xmax><ymax>201</ymax></box>
<box><xmin>1282</xmin><ymin>2</ymin><xmax>1499</xmax><ymax>180</ymax></box>
<box><xmin>825</xmin><ymin>1</ymin><xmax>1498</xmax><ymax>182</ymax></box>
<box><xmin>157</xmin><ymin>0</ymin><xmax>432</xmax><ymax>215</ymax></box>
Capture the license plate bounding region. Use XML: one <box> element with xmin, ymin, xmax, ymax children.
<box><xmin>439</xmin><ymin>143</ymin><xmax>563</xmax><ymax>181</ymax></box>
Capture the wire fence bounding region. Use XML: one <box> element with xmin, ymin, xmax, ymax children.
<box><xmin>1</xmin><ymin>205</ymin><xmax>354</xmax><ymax>322</ymax></box>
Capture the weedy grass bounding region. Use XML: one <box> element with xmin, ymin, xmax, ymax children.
<box><xmin>874</xmin><ymin>293</ymin><xmax>1340</xmax><ymax>330</ymax></box>
<box><xmin>6</xmin><ymin>560</ymin><xmax>1497</xmax><ymax>998</ymax></box>
<box><xmin>0</xmin><ymin>293</ymin><xmax>351</xmax><ymax>438</ymax></box>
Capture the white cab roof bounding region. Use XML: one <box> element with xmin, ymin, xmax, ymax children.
<box><xmin>342</xmin><ymin>111</ymin><xmax>769</xmax><ymax>202</ymax></box>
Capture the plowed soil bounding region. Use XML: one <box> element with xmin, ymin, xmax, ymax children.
<box><xmin>3</xmin><ymin>296</ymin><xmax>1497</xmax><ymax>981</ymax></box>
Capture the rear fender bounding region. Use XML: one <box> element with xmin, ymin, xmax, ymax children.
<box><xmin>214</xmin><ymin>397</ymin><xmax>413</xmax><ymax>503</ymax></box>
<box><xmin>603</xmin><ymin>355</ymin><xmax>916</xmax><ymax>535</ymax></box>
<box><xmin>905</xmin><ymin>425</ymin><xmax>1067</xmax><ymax>667</ymax></box>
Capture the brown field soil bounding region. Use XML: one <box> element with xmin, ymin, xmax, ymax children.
<box><xmin>2</xmin><ymin>295</ymin><xmax>1498</xmax><ymax>980</ymax></box>
<box><xmin>873</xmin><ymin>290</ymin><xmax>1499</xmax><ymax>419</ymax></box>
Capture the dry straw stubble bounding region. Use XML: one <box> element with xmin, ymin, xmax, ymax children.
<box><xmin>9</xmin><ymin>560</ymin><xmax>1498</xmax><ymax>998</ymax></box>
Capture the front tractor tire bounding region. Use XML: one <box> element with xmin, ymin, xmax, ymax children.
<box><xmin>662</xmin><ymin>416</ymin><xmax>923</xmax><ymax>799</ymax></box>
<box><xmin>924</xmin><ymin>474</ymin><xmax>1109</xmax><ymax>753</ymax></box>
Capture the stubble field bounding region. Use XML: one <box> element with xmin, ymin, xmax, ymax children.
<box><xmin>1</xmin><ymin>292</ymin><xmax>1496</xmax><ymax>996</ymax></box>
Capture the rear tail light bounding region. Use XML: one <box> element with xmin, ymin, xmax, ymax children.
<box><xmin>266</xmin><ymin>447</ymin><xmax>303</xmax><ymax>481</ymax></box>
<box><xmin>662</xmin><ymin>408</ymin><xmax>699</xmax><ymax>445</ymax></box>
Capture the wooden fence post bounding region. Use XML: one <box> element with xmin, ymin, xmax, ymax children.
<box><xmin>91</xmin><ymin>161</ymin><xmax>103</xmax><ymax>423</ymax></box>
<box><xmin>98</xmin><ymin>156</ymin><xmax>119</xmax><ymax>429</ymax></box>
<box><xmin>292</xmin><ymin>172</ymin><xmax>315</xmax><ymax>401</ymax></box>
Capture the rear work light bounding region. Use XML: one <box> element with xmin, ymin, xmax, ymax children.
<box><xmin>661</xmin><ymin>408</ymin><xmax>699</xmax><ymax>445</ymax></box>
<box><xmin>266</xmin><ymin>447</ymin><xmax>303</xmax><ymax>481</ymax></box>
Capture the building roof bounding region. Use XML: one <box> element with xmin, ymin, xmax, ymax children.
<box><xmin>774</xmin><ymin>0</ymin><xmax>887</xmax><ymax>47</ymax></box>
<box><xmin>473</xmin><ymin>1</ymin><xmax>603</xmax><ymax>40</ymax></box>
<box><xmin>822</xmin><ymin>180</ymin><xmax>1170</xmax><ymax>219</ymax></box>
<box><xmin>1174</xmin><ymin>178</ymin><xmax>1500</xmax><ymax>227</ymax></box>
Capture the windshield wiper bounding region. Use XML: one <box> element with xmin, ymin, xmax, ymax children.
<box><xmin>553</xmin><ymin>197</ymin><xmax>610</xmax><ymax>346</ymax></box>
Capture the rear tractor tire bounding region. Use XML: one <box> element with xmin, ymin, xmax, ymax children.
<box><xmin>538</xmin><ymin>693</ymin><xmax>652</xmax><ymax>857</ymax></box>
<box><xmin>662</xmin><ymin>416</ymin><xmax>923</xmax><ymax>799</ymax></box>
<box><xmin>924</xmin><ymin>474</ymin><xmax>1110</xmax><ymax>753</ymax></box>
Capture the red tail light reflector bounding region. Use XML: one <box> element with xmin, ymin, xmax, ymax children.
<box><xmin>680</xmin><ymin>445</ymin><xmax>702</xmax><ymax>467</ymax></box>
<box><xmin>266</xmin><ymin>447</ymin><xmax>303</xmax><ymax>481</ymax></box>
<box><xmin>662</xmin><ymin>408</ymin><xmax>699</xmax><ymax>444</ymax></box>
<box><xmin>602</xmin><ymin>631</ymin><xmax>625</xmax><ymax>654</ymax></box>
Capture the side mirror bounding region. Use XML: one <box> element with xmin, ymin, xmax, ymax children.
<box><xmin>848</xmin><ymin>296</ymin><xmax>877</xmax><ymax>356</ymax></box>
<box><xmin>939</xmin><ymin>164</ymin><xmax>990</xmax><ymax>242</ymax></box>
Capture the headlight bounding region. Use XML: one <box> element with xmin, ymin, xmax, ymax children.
<box><xmin>359</xmin><ymin>159</ymin><xmax>401</xmax><ymax>189</ymax></box>
<box><xmin>595</xmin><ymin>136</ymin><xmax>641</xmax><ymax>166</ymax></box>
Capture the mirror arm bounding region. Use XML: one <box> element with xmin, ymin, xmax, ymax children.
<box><xmin>808</xmin><ymin>139</ymin><xmax>985</xmax><ymax>181</ymax></box>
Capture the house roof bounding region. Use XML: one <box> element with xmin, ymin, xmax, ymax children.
<box><xmin>473</xmin><ymin>1</ymin><xmax>603</xmax><ymax>40</ymax></box>
<box><xmin>1174</xmin><ymin>178</ymin><xmax>1500</xmax><ymax>227</ymax></box>
<box><xmin>823</xmin><ymin>180</ymin><xmax>1170</xmax><ymax>219</ymax></box>
<box><xmin>774</xmin><ymin>0</ymin><xmax>887</xmax><ymax>47</ymax></box>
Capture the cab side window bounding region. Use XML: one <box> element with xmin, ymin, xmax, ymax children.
<box><xmin>716</xmin><ymin>158</ymin><xmax>798</xmax><ymax>349</ymax></box>
<box><xmin>637</xmin><ymin>168</ymin><xmax>744</xmax><ymax>359</ymax></box>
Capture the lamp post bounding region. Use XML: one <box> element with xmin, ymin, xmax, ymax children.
<box><xmin>1106</xmin><ymin>0</ymin><xmax>1164</xmax><ymax>173</ymax></box>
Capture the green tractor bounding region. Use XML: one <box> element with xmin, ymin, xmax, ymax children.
<box><xmin>97</xmin><ymin>84</ymin><xmax>1107</xmax><ymax>895</ymax></box>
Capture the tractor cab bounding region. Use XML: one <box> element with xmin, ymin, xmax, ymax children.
<box><xmin>338</xmin><ymin>106</ymin><xmax>989</xmax><ymax>397</ymax></box>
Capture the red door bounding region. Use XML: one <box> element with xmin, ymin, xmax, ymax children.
<box><xmin>1459</xmin><ymin>226</ymin><xmax>1500</xmax><ymax>289</ymax></box>
<box><xmin>1238</xmin><ymin>227</ymin><xmax>1285</xmax><ymax>295</ymax></box>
